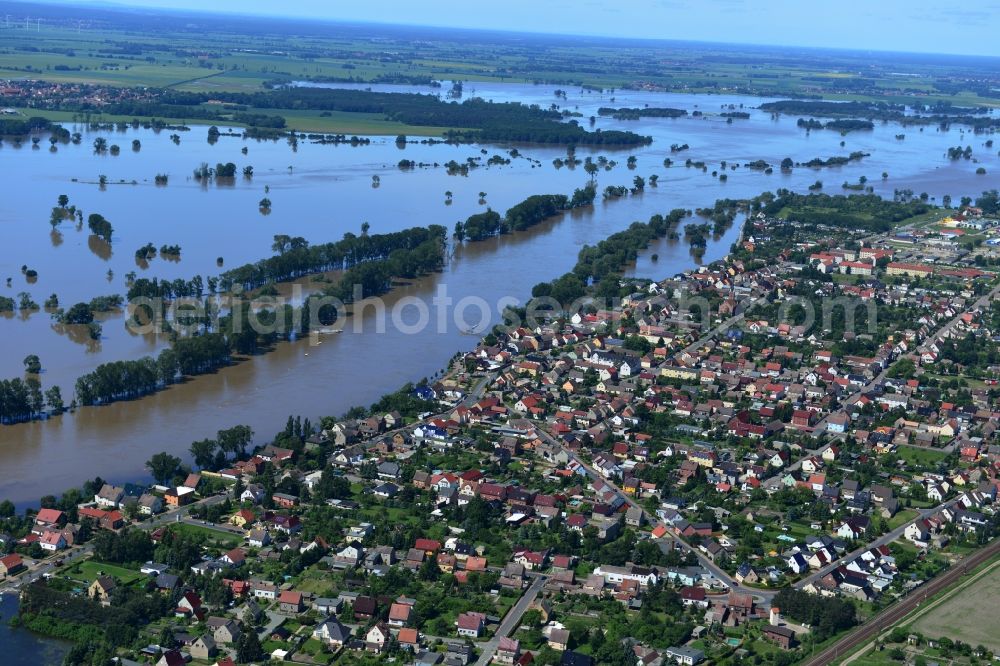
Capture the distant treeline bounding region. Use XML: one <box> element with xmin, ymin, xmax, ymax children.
<box><xmin>597</xmin><ymin>107</ymin><xmax>688</xmax><ymax>120</ymax></box>
<box><xmin>0</xmin><ymin>89</ymin><xmax>287</xmax><ymax>129</ymax></box>
<box><xmin>764</xmin><ymin>100</ymin><xmax>900</xmax><ymax>116</ymax></box>
<box><xmin>148</xmin><ymin>88</ymin><xmax>650</xmax><ymax>144</ymax></box>
<box><xmin>766</xmin><ymin>99</ymin><xmax>1000</xmax><ymax>131</ymax></box>
<box><xmin>3</xmin><ymin>85</ymin><xmax>651</xmax><ymax>145</ymax></box>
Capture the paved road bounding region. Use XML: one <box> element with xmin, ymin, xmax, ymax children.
<box><xmin>674</xmin><ymin>295</ymin><xmax>770</xmax><ymax>358</ymax></box>
<box><xmin>462</xmin><ymin>372</ymin><xmax>497</xmax><ymax>407</ymax></box>
<box><xmin>260</xmin><ymin>609</ymin><xmax>287</xmax><ymax>638</ymax></box>
<box><xmin>473</xmin><ymin>574</ymin><xmax>546</xmax><ymax>666</ymax></box>
<box><xmin>794</xmin><ymin>496</ymin><xmax>961</xmax><ymax>590</ymax></box>
<box><xmin>800</xmin><ymin>536</ymin><xmax>1000</xmax><ymax>666</ymax></box>
<box><xmin>915</xmin><ymin>280</ymin><xmax>1000</xmax><ymax>355</ymax></box>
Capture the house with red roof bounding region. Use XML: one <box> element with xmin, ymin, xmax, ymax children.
<box><xmin>220</xmin><ymin>548</ymin><xmax>246</xmax><ymax>566</ymax></box>
<box><xmin>414</xmin><ymin>538</ymin><xmax>441</xmax><ymax>555</ymax></box>
<box><xmin>0</xmin><ymin>554</ymin><xmax>25</xmax><ymax>576</ymax></box>
<box><xmin>396</xmin><ymin>627</ymin><xmax>419</xmax><ymax>650</ymax></box>
<box><xmin>34</xmin><ymin>508</ymin><xmax>64</xmax><ymax>530</ymax></box>
<box><xmin>679</xmin><ymin>585</ymin><xmax>708</xmax><ymax>608</ymax></box>
<box><xmin>224</xmin><ymin>579</ymin><xmax>249</xmax><ymax>597</ymax></box>
<box><xmin>388</xmin><ymin>602</ymin><xmax>413</xmax><ymax>627</ymax></box>
<box><xmin>455</xmin><ymin>611</ymin><xmax>486</xmax><ymax>637</ymax></box>
<box><xmin>278</xmin><ymin>590</ymin><xmax>304</xmax><ymax>614</ymax></box>
<box><xmin>40</xmin><ymin>530</ymin><xmax>67</xmax><ymax>551</ymax></box>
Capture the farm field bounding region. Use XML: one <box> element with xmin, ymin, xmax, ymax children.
<box><xmin>911</xmin><ymin>559</ymin><xmax>1000</xmax><ymax>652</ymax></box>
<box><xmin>2</xmin><ymin>7</ymin><xmax>1000</xmax><ymax>107</ymax></box>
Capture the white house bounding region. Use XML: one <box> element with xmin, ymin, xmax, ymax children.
<box><xmin>593</xmin><ymin>564</ymin><xmax>657</xmax><ymax>587</ymax></box>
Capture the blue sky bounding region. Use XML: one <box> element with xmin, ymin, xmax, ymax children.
<box><xmin>76</xmin><ymin>0</ymin><xmax>1000</xmax><ymax>57</ymax></box>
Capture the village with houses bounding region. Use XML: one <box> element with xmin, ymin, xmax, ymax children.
<box><xmin>3</xmin><ymin>197</ymin><xmax>1000</xmax><ymax>666</ymax></box>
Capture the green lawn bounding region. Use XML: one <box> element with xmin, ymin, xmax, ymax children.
<box><xmin>888</xmin><ymin>508</ymin><xmax>919</xmax><ymax>530</ymax></box>
<box><xmin>896</xmin><ymin>445</ymin><xmax>948</xmax><ymax>467</ymax></box>
<box><xmin>294</xmin><ymin>566</ymin><xmax>339</xmax><ymax>595</ymax></box>
<box><xmin>65</xmin><ymin>560</ymin><xmax>146</xmax><ymax>585</ymax></box>
<box><xmin>167</xmin><ymin>522</ymin><xmax>243</xmax><ymax>547</ymax></box>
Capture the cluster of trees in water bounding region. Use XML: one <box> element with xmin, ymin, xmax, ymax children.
<box><xmin>57</xmin><ymin>295</ymin><xmax>123</xmax><ymax>326</ymax></box>
<box><xmin>0</xmin><ymin>115</ymin><xmax>65</xmax><ymax>137</ymax></box>
<box><xmin>73</xmin><ymin>319</ymin><xmax>257</xmax><ymax>407</ymax></box>
<box><xmin>127</xmin><ymin>275</ymin><xmax>210</xmax><ymax>301</ymax></box>
<box><xmin>799</xmin><ymin>151</ymin><xmax>869</xmax><ymax>168</ymax></box>
<box><xmin>596</xmin><ymin>106</ymin><xmax>687</xmax><ymax>120</ymax></box>
<box><xmin>218</xmin><ymin>224</ymin><xmax>446</xmax><ymax>293</ymax></box>
<box><xmin>75</xmin><ymin>228</ymin><xmax>448</xmax><ymax>407</ymax></box>
<box><xmin>193</xmin><ymin>161</ymin><xmax>240</xmax><ymax>180</ymax></box>
<box><xmin>454</xmin><ymin>186</ymin><xmax>596</xmax><ymax>242</ymax></box>
<box><xmin>325</xmin><ymin>232</ymin><xmax>446</xmax><ymax>302</ymax></box>
<box><xmin>87</xmin><ymin>214</ymin><xmax>113</xmax><ymax>243</ymax></box>
<box><xmin>529</xmin><ymin>208</ymin><xmax>689</xmax><ymax>307</ymax></box>
<box><xmin>797</xmin><ymin>117</ymin><xmax>875</xmax><ymax>132</ymax></box>
<box><xmin>0</xmin><ymin>377</ymin><xmax>47</xmax><ymax>423</ymax></box>
<box><xmin>755</xmin><ymin>152</ymin><xmax>870</xmax><ymax>171</ymax></box>
<box><xmin>947</xmin><ymin>145</ymin><xmax>974</xmax><ymax>160</ymax></box>
<box><xmin>761</xmin><ymin>191</ymin><xmax>931</xmax><ymax>232</ymax></box>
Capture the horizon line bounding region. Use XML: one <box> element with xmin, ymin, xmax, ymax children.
<box><xmin>11</xmin><ymin>0</ymin><xmax>1000</xmax><ymax>62</ymax></box>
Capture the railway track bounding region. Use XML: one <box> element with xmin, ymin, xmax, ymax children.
<box><xmin>800</xmin><ymin>538</ymin><xmax>1000</xmax><ymax>666</ymax></box>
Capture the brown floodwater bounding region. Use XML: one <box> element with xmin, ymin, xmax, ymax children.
<box><xmin>1</xmin><ymin>83</ymin><xmax>996</xmax><ymax>503</ymax></box>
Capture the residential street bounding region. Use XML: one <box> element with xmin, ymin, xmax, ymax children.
<box><xmin>535</xmin><ymin>427</ymin><xmax>780</xmax><ymax>602</ymax></box>
<box><xmin>473</xmin><ymin>574</ymin><xmax>546</xmax><ymax>666</ymax></box>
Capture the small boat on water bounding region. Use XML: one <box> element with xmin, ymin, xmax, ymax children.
<box><xmin>460</xmin><ymin>319</ymin><xmax>486</xmax><ymax>336</ymax></box>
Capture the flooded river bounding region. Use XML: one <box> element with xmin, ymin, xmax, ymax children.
<box><xmin>0</xmin><ymin>82</ymin><xmax>996</xmax><ymax>503</ymax></box>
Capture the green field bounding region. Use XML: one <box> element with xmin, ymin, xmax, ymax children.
<box><xmin>2</xmin><ymin>12</ymin><xmax>999</xmax><ymax>109</ymax></box>
<box><xmin>839</xmin><ymin>551</ymin><xmax>1000</xmax><ymax>666</ymax></box>
<box><xmin>911</xmin><ymin>559</ymin><xmax>1000</xmax><ymax>652</ymax></box>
